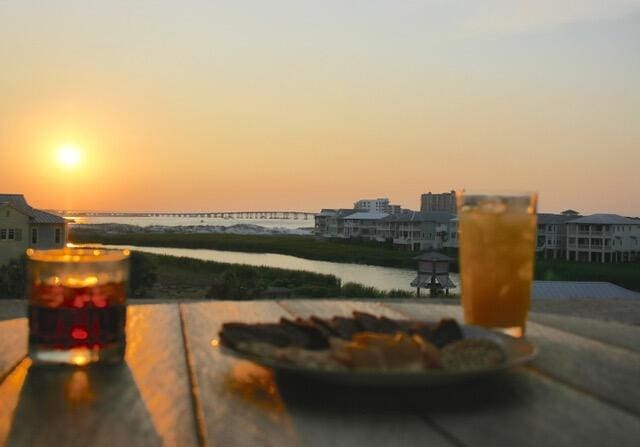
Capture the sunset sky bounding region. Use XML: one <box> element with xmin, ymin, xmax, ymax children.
<box><xmin>1</xmin><ymin>1</ymin><xmax>639</xmax><ymax>215</ymax></box>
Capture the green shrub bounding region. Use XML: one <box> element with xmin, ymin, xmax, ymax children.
<box><xmin>340</xmin><ymin>282</ymin><xmax>385</xmax><ymax>298</ymax></box>
<box><xmin>0</xmin><ymin>257</ymin><xmax>27</xmax><ymax>299</ymax></box>
<box><xmin>207</xmin><ymin>271</ymin><xmax>243</xmax><ymax>299</ymax></box>
<box><xmin>128</xmin><ymin>251</ymin><xmax>158</xmax><ymax>297</ymax></box>
<box><xmin>535</xmin><ymin>259</ymin><xmax>640</xmax><ymax>291</ymax></box>
<box><xmin>386</xmin><ymin>288</ymin><xmax>415</xmax><ymax>298</ymax></box>
<box><xmin>292</xmin><ymin>285</ymin><xmax>332</xmax><ymax>298</ymax></box>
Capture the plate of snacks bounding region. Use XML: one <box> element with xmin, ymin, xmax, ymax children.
<box><xmin>217</xmin><ymin>311</ymin><xmax>537</xmax><ymax>386</ymax></box>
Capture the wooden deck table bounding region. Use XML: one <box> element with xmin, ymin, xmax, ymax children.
<box><xmin>0</xmin><ymin>300</ymin><xmax>638</xmax><ymax>447</ymax></box>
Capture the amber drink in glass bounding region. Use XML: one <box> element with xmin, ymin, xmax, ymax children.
<box><xmin>27</xmin><ymin>248</ymin><xmax>130</xmax><ymax>365</ymax></box>
<box><xmin>456</xmin><ymin>192</ymin><xmax>537</xmax><ymax>337</ymax></box>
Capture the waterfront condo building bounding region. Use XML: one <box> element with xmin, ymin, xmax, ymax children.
<box><xmin>0</xmin><ymin>194</ymin><xmax>68</xmax><ymax>266</ymax></box>
<box><xmin>343</xmin><ymin>212</ymin><xmax>389</xmax><ymax>239</ymax></box>
<box><xmin>536</xmin><ymin>213</ymin><xmax>576</xmax><ymax>259</ymax></box>
<box><xmin>314</xmin><ymin>209</ymin><xmax>363</xmax><ymax>238</ymax></box>
<box><xmin>316</xmin><ymin>203</ymin><xmax>639</xmax><ymax>262</ymax></box>
<box><xmin>340</xmin><ymin>211</ymin><xmax>456</xmax><ymax>251</ymax></box>
<box><xmin>379</xmin><ymin>212</ymin><xmax>456</xmax><ymax>251</ymax></box>
<box><xmin>565</xmin><ymin>214</ymin><xmax>640</xmax><ymax>262</ymax></box>
<box><xmin>420</xmin><ymin>191</ymin><xmax>457</xmax><ymax>213</ymax></box>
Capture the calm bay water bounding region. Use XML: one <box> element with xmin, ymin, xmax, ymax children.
<box><xmin>84</xmin><ymin>244</ymin><xmax>460</xmax><ymax>293</ymax></box>
<box><xmin>69</xmin><ymin>215</ymin><xmax>459</xmax><ymax>292</ymax></box>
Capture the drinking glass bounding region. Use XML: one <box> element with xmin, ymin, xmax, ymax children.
<box><xmin>456</xmin><ymin>191</ymin><xmax>537</xmax><ymax>337</ymax></box>
<box><xmin>27</xmin><ymin>248</ymin><xmax>130</xmax><ymax>365</ymax></box>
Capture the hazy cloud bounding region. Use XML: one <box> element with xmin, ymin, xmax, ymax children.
<box><xmin>453</xmin><ymin>0</ymin><xmax>640</xmax><ymax>37</ymax></box>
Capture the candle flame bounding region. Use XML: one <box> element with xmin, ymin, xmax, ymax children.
<box><xmin>65</xmin><ymin>275</ymin><xmax>99</xmax><ymax>287</ymax></box>
<box><xmin>69</xmin><ymin>350</ymin><xmax>91</xmax><ymax>366</ymax></box>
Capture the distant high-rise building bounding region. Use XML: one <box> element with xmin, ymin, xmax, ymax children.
<box><xmin>420</xmin><ymin>191</ymin><xmax>457</xmax><ymax>213</ymax></box>
<box><xmin>354</xmin><ymin>198</ymin><xmax>401</xmax><ymax>214</ymax></box>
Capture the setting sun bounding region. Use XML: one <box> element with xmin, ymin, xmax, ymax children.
<box><xmin>56</xmin><ymin>145</ymin><xmax>82</xmax><ymax>168</ymax></box>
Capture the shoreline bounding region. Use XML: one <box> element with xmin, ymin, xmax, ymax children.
<box><xmin>69</xmin><ymin>227</ymin><xmax>640</xmax><ymax>292</ymax></box>
<box><xmin>70</xmin><ymin>222</ymin><xmax>314</xmax><ymax>236</ymax></box>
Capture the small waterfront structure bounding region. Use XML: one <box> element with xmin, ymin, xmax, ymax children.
<box><xmin>410</xmin><ymin>251</ymin><xmax>456</xmax><ymax>297</ymax></box>
<box><xmin>0</xmin><ymin>194</ymin><xmax>68</xmax><ymax>266</ymax></box>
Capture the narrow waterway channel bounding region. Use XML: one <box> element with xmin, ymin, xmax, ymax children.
<box><xmin>83</xmin><ymin>244</ymin><xmax>461</xmax><ymax>293</ymax></box>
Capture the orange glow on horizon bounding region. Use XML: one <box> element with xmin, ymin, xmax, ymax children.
<box><xmin>0</xmin><ymin>3</ymin><xmax>638</xmax><ymax>216</ymax></box>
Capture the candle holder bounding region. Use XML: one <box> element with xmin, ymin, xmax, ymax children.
<box><xmin>26</xmin><ymin>248</ymin><xmax>130</xmax><ymax>365</ymax></box>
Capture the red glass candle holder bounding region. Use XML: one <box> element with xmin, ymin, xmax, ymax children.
<box><xmin>27</xmin><ymin>248</ymin><xmax>130</xmax><ymax>365</ymax></box>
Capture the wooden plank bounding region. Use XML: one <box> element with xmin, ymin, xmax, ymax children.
<box><xmin>278</xmin><ymin>299</ymin><xmax>404</xmax><ymax>320</ymax></box>
<box><xmin>0</xmin><ymin>318</ymin><xmax>28</xmax><ymax>447</ymax></box>
<box><xmin>180</xmin><ymin>300</ymin><xmax>453</xmax><ymax>447</ymax></box>
<box><xmin>0</xmin><ymin>304</ymin><xmax>199</xmax><ymax>447</ymax></box>
<box><xmin>380</xmin><ymin>301</ymin><xmax>640</xmax><ymax>445</ymax></box>
<box><xmin>385</xmin><ymin>302</ymin><xmax>640</xmax><ymax>415</ymax></box>
<box><xmin>275</xmin><ymin>300</ymin><xmax>455</xmax><ymax>447</ymax></box>
<box><xmin>408</xmin><ymin>367</ymin><xmax>640</xmax><ymax>447</ymax></box>
<box><xmin>0</xmin><ymin>319</ymin><xmax>27</xmax><ymax>382</ymax></box>
<box><xmin>380</xmin><ymin>301</ymin><xmax>461</xmax><ymax>321</ymax></box>
<box><xmin>179</xmin><ymin>300</ymin><xmax>301</xmax><ymax>447</ymax></box>
<box><xmin>528</xmin><ymin>312</ymin><xmax>640</xmax><ymax>353</ymax></box>
<box><xmin>0</xmin><ymin>360</ymin><xmax>29</xmax><ymax>447</ymax></box>
<box><xmin>123</xmin><ymin>303</ymin><xmax>200</xmax><ymax>447</ymax></box>
<box><xmin>525</xmin><ymin>320</ymin><xmax>640</xmax><ymax>416</ymax></box>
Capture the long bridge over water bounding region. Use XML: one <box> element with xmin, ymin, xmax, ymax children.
<box><xmin>63</xmin><ymin>211</ymin><xmax>316</xmax><ymax>220</ymax></box>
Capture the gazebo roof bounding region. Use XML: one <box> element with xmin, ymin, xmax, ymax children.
<box><xmin>413</xmin><ymin>251</ymin><xmax>454</xmax><ymax>262</ymax></box>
